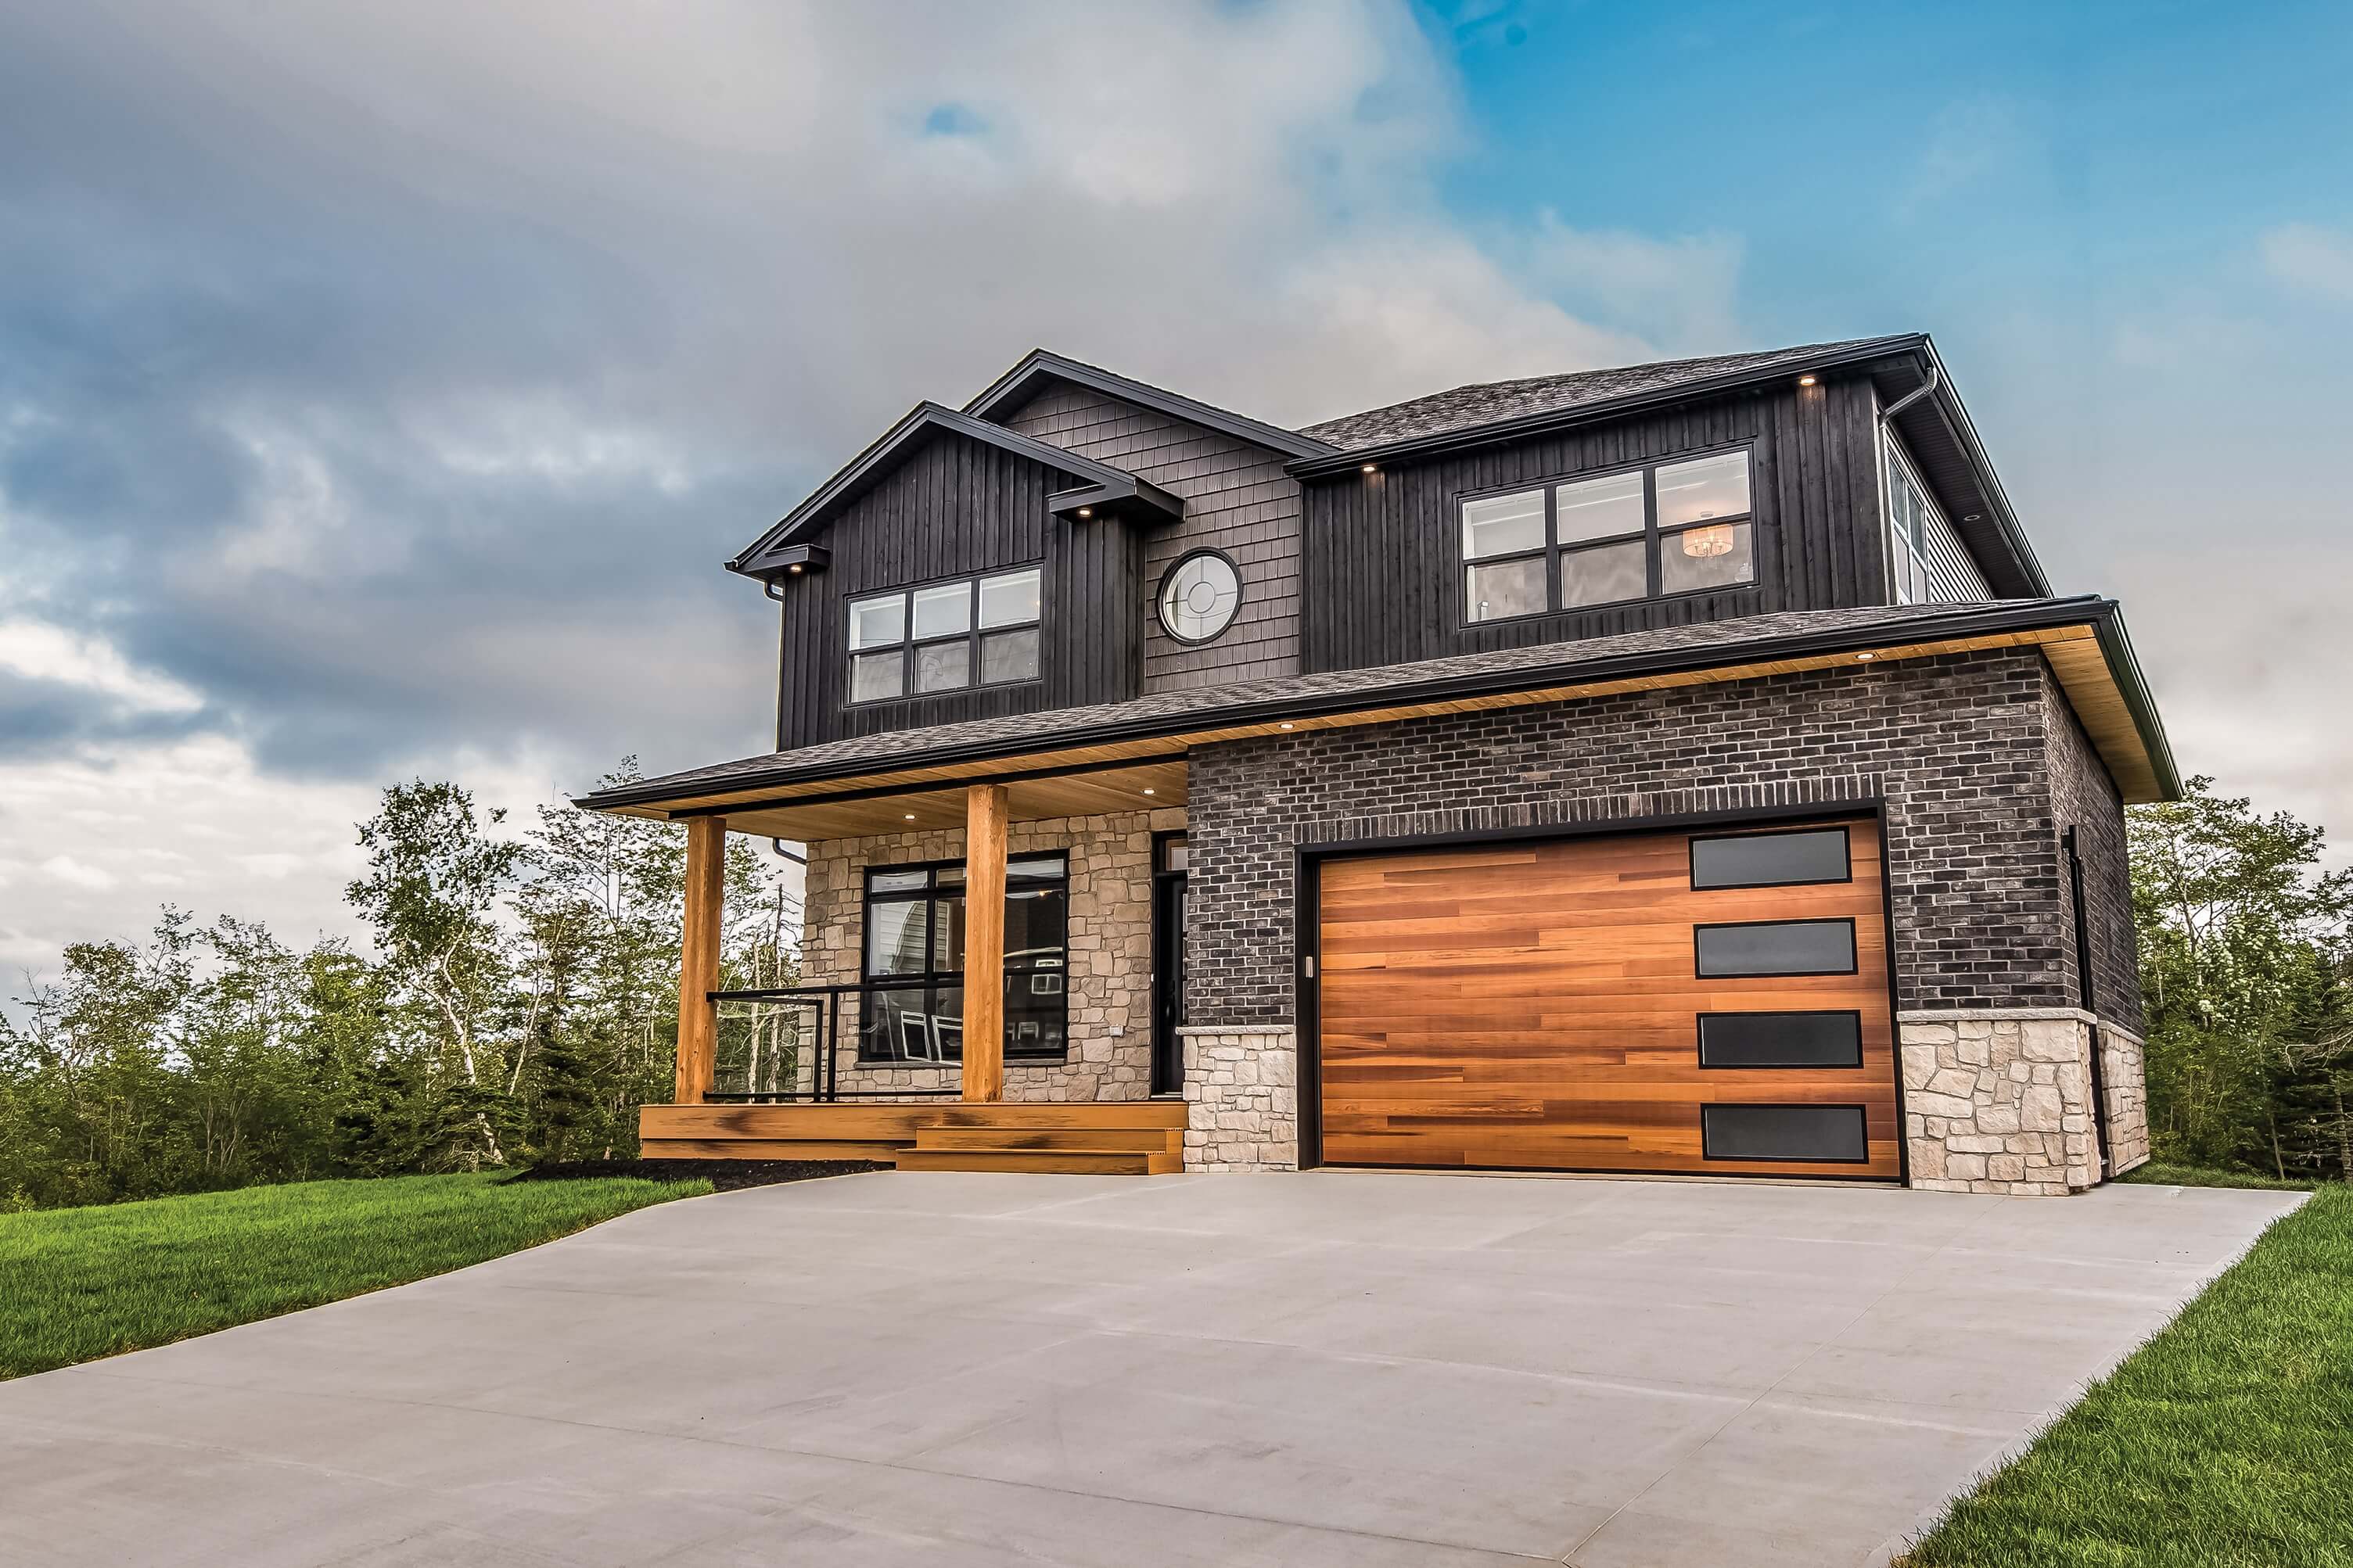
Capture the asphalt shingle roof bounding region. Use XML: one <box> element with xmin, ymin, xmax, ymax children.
<box><xmin>584</xmin><ymin>599</ymin><xmax>2056</xmax><ymax>809</ymax></box>
<box><xmin>1298</xmin><ymin>336</ymin><xmax>1910</xmax><ymax>453</ymax></box>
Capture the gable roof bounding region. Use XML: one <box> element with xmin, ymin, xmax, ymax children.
<box><xmin>964</xmin><ymin>348</ymin><xmax>1336</xmax><ymax>461</ymax></box>
<box><xmin>727</xmin><ymin>402</ymin><xmax>1180</xmax><ymax>579</ymax></box>
<box><xmin>1296</xmin><ymin>335</ymin><xmax>1917</xmax><ymax>455</ymax></box>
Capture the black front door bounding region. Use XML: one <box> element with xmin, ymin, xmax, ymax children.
<box><xmin>1151</xmin><ymin>833</ymin><xmax>1188</xmax><ymax>1096</ymax></box>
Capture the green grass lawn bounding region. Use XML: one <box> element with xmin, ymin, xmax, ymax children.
<box><xmin>1899</xmin><ymin>1181</ymin><xmax>2353</xmax><ymax>1567</ymax></box>
<box><xmin>0</xmin><ymin>1172</ymin><xmax>708</xmax><ymax>1381</ymax></box>
<box><xmin>2119</xmin><ymin>1160</ymin><xmax>2317</xmax><ymax>1191</ymax></box>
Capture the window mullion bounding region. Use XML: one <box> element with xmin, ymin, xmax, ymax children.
<box><xmin>1643</xmin><ymin>463</ymin><xmax>1662</xmax><ymax>599</ymax></box>
<box><xmin>1543</xmin><ymin>482</ymin><xmax>1563</xmax><ymax>612</ymax></box>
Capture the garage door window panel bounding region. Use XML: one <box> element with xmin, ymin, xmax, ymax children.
<box><xmin>1697</xmin><ymin>1010</ymin><xmax>1865</xmax><ymax>1068</ymax></box>
<box><xmin>1690</xmin><ymin>826</ymin><xmax>1852</xmax><ymax>890</ymax></box>
<box><xmin>1701</xmin><ymin>1103</ymin><xmax>1870</xmax><ymax>1164</ymax></box>
<box><xmin>1694</xmin><ymin>918</ymin><xmax>1858</xmax><ymax>978</ymax></box>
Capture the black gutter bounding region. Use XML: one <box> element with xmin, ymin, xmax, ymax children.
<box><xmin>2089</xmin><ymin>606</ymin><xmax>2182</xmax><ymax>798</ymax></box>
<box><xmin>1906</xmin><ymin>340</ymin><xmax>2052</xmax><ymax>598</ymax></box>
<box><xmin>1284</xmin><ymin>335</ymin><xmax>1927</xmax><ymax>479</ymax></box>
<box><xmin>575</xmin><ymin>596</ymin><xmax>2170</xmax><ymax>813</ymax></box>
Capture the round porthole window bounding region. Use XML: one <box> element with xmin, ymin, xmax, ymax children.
<box><xmin>1157</xmin><ymin>550</ymin><xmax>1241</xmax><ymax>644</ymax></box>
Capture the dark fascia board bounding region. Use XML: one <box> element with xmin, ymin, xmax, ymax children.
<box><xmin>727</xmin><ymin>402</ymin><xmax>1158</xmax><ymax>579</ymax></box>
<box><xmin>577</xmin><ymin>596</ymin><xmax>2167</xmax><ymax>812</ymax></box>
<box><xmin>1906</xmin><ymin>340</ymin><xmax>2053</xmax><ymax>599</ymax></box>
<box><xmin>1047</xmin><ymin>474</ymin><xmax>1185</xmax><ymax>523</ymax></box>
<box><xmin>2091</xmin><ymin>605</ymin><xmax>2182</xmax><ymax>799</ymax></box>
<box><xmin>762</xmin><ymin>544</ymin><xmax>830</xmax><ymax>573</ymax></box>
<box><xmin>963</xmin><ymin>348</ymin><xmax>1336</xmax><ymax>461</ymax></box>
<box><xmin>1284</xmin><ymin>334</ymin><xmax>1929</xmax><ymax>479</ymax></box>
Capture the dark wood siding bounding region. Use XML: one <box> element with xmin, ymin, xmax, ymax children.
<box><xmin>772</xmin><ymin>431</ymin><xmax>1141</xmax><ymax>748</ymax></box>
<box><xmin>1300</xmin><ymin>377</ymin><xmax>1895</xmax><ymax>673</ymax></box>
<box><xmin>1000</xmin><ymin>382</ymin><xmax>1303</xmax><ymax>690</ymax></box>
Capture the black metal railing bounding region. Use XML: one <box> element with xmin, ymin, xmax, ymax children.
<box><xmin>705</xmin><ymin>984</ymin><xmax>961</xmax><ymax>1102</ymax></box>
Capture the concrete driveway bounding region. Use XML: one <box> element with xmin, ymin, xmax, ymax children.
<box><xmin>0</xmin><ymin>1172</ymin><xmax>2300</xmax><ymax>1567</ymax></box>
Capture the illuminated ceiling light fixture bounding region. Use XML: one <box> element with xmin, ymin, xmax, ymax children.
<box><xmin>1279</xmin><ymin>722</ymin><xmax>1295</xmax><ymax>730</ymax></box>
<box><xmin>1142</xmin><ymin>787</ymin><xmax>1156</xmax><ymax>795</ymax></box>
<box><xmin>787</xmin><ymin>563</ymin><xmax>803</xmax><ymax>574</ymax></box>
<box><xmin>1361</xmin><ymin>463</ymin><xmax>1378</xmax><ymax>474</ymax></box>
<box><xmin>1856</xmin><ymin>651</ymin><xmax>1877</xmax><ymax>662</ymax></box>
<box><xmin>1798</xmin><ymin>374</ymin><xmax>1818</xmax><ymax>387</ymax></box>
<box><xmin>1680</xmin><ymin>524</ymin><xmax>1736</xmax><ymax>558</ymax></box>
<box><xmin>1076</xmin><ymin>506</ymin><xmax>1092</xmax><ymax>518</ymax></box>
<box><xmin>903</xmin><ymin>812</ymin><xmax>917</xmax><ymax>820</ymax></box>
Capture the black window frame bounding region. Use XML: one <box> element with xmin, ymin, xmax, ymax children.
<box><xmin>1696</xmin><ymin>1010</ymin><xmax>1866</xmax><ymax>1070</ymax></box>
<box><xmin>1687</xmin><ymin>825</ymin><xmax>1854</xmax><ymax>891</ymax></box>
<box><xmin>1699</xmin><ymin>1102</ymin><xmax>1871</xmax><ymax>1164</ymax></box>
<box><xmin>1457</xmin><ymin>443</ymin><xmax>1757</xmax><ymax>628</ymax></box>
<box><xmin>1155</xmin><ymin>548</ymin><xmax>1245</xmax><ymax>646</ymax></box>
<box><xmin>1693</xmin><ymin>917</ymin><xmax>1859</xmax><ymax>979</ymax></box>
<box><xmin>856</xmin><ymin>852</ymin><xmax>1069</xmax><ymax>1065</ymax></box>
<box><xmin>844</xmin><ymin>565</ymin><xmax>1044</xmax><ymax>707</ymax></box>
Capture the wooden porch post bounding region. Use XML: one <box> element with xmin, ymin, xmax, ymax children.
<box><xmin>962</xmin><ymin>783</ymin><xmax>1009</xmax><ymax>1103</ymax></box>
<box><xmin>674</xmin><ymin>816</ymin><xmax>727</xmax><ymax>1106</ymax></box>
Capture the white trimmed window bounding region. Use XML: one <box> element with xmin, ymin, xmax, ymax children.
<box><xmin>1884</xmin><ymin>440</ymin><xmax>1935</xmax><ymax>605</ymax></box>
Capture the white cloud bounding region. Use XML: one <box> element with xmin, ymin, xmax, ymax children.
<box><xmin>38</xmin><ymin>856</ymin><xmax>117</xmax><ymax>891</ymax></box>
<box><xmin>0</xmin><ymin>736</ymin><xmax>379</xmax><ymax>981</ymax></box>
<box><xmin>2261</xmin><ymin>224</ymin><xmax>2353</xmax><ymax>303</ymax></box>
<box><xmin>0</xmin><ymin>619</ymin><xmax>203</xmax><ymax>713</ymax></box>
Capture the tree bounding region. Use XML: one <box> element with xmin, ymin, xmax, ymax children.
<box><xmin>347</xmin><ymin>780</ymin><xmax>523</xmax><ymax>1168</ymax></box>
<box><xmin>2131</xmin><ymin>777</ymin><xmax>2353</xmax><ymax>1176</ymax></box>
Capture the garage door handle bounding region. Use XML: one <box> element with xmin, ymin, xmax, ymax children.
<box><xmin>1302</xmin><ymin>956</ymin><xmax>1316</xmax><ymax>979</ymax></box>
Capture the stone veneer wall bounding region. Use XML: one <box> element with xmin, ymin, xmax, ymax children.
<box><xmin>1899</xmin><ymin>1010</ymin><xmax>2154</xmax><ymax>1193</ymax></box>
<box><xmin>1180</xmin><ymin>1027</ymin><xmax>1299</xmax><ymax>1171</ymax></box>
<box><xmin>799</xmin><ymin>808</ymin><xmax>1184</xmax><ymax>1102</ymax></box>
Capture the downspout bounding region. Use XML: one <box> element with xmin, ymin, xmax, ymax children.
<box><xmin>761</xmin><ymin>576</ymin><xmax>806</xmax><ymax>867</ymax></box>
<box><xmin>1879</xmin><ymin>360</ymin><xmax>1940</xmax><ymax>424</ymax></box>
<box><xmin>2064</xmin><ymin>826</ymin><xmax>2114</xmax><ymax>1177</ymax></box>
<box><xmin>1871</xmin><ymin>359</ymin><xmax>1942</xmax><ymax>601</ymax></box>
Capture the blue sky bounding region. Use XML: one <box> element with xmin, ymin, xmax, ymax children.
<box><xmin>0</xmin><ymin>0</ymin><xmax>2348</xmax><ymax>976</ymax></box>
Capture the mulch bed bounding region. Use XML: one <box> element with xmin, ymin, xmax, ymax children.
<box><xmin>504</xmin><ymin>1158</ymin><xmax>889</xmax><ymax>1192</ymax></box>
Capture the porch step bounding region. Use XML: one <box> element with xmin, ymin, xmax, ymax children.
<box><xmin>918</xmin><ymin>1102</ymin><xmax>1188</xmax><ymax>1131</ymax></box>
<box><xmin>891</xmin><ymin>1147</ymin><xmax>1183</xmax><ymax>1175</ymax></box>
<box><xmin>912</xmin><ymin>1125</ymin><xmax>1184</xmax><ymax>1154</ymax></box>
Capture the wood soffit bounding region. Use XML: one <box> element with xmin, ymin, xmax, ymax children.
<box><xmin>603</xmin><ymin>621</ymin><xmax>2165</xmax><ymax>834</ymax></box>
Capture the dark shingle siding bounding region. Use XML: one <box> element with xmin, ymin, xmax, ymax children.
<box><xmin>1299</xmin><ymin>336</ymin><xmax>1906</xmax><ymax>453</ymax></box>
<box><xmin>1184</xmin><ymin>648</ymin><xmax>2098</xmax><ymax>1024</ymax></box>
<box><xmin>1002</xmin><ymin>381</ymin><xmax>1304</xmax><ymax>688</ymax></box>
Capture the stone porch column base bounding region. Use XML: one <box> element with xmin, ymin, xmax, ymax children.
<box><xmin>1180</xmin><ymin>1027</ymin><xmax>1298</xmax><ymax>1171</ymax></box>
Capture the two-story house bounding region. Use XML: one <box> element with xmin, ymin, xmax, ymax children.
<box><xmin>580</xmin><ymin>333</ymin><xmax>2173</xmax><ymax>1196</ymax></box>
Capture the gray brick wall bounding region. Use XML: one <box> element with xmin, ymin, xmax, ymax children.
<box><xmin>1185</xmin><ymin>648</ymin><xmax>2119</xmax><ymax>1026</ymax></box>
<box><xmin>1000</xmin><ymin>382</ymin><xmax>1302</xmax><ymax>691</ymax></box>
<box><xmin>2042</xmin><ymin>680</ymin><xmax>2145</xmax><ymax>1034</ymax></box>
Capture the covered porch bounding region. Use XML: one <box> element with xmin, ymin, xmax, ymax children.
<box><xmin>614</xmin><ymin>757</ymin><xmax>1194</xmax><ymax>1174</ymax></box>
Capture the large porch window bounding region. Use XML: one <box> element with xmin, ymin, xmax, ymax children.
<box><xmin>858</xmin><ymin>853</ymin><xmax>1068</xmax><ymax>1064</ymax></box>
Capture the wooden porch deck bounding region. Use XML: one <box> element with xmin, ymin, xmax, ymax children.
<box><xmin>640</xmin><ymin>1100</ymin><xmax>1189</xmax><ymax>1175</ymax></box>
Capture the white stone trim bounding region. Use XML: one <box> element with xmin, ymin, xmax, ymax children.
<box><xmin>1176</xmin><ymin>1025</ymin><xmax>1293</xmax><ymax>1037</ymax></box>
<box><xmin>1899</xmin><ymin>1006</ymin><xmax>2096</xmax><ymax>1024</ymax></box>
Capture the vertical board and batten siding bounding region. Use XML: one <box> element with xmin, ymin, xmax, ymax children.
<box><xmin>1299</xmin><ymin>377</ymin><xmax>1897</xmax><ymax>673</ymax></box>
<box><xmin>771</xmin><ymin>431</ymin><xmax>1141</xmax><ymax>749</ymax></box>
<box><xmin>999</xmin><ymin>382</ymin><xmax>1305</xmax><ymax>690</ymax></box>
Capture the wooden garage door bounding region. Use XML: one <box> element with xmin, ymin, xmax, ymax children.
<box><xmin>1316</xmin><ymin>817</ymin><xmax>1900</xmax><ymax>1179</ymax></box>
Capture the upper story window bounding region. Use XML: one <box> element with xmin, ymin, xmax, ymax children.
<box><xmin>846</xmin><ymin>566</ymin><xmax>1041</xmax><ymax>704</ymax></box>
<box><xmin>1884</xmin><ymin>438</ymin><xmax>1936</xmax><ymax>605</ymax></box>
<box><xmin>1461</xmin><ymin>450</ymin><xmax>1755</xmax><ymax>624</ymax></box>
